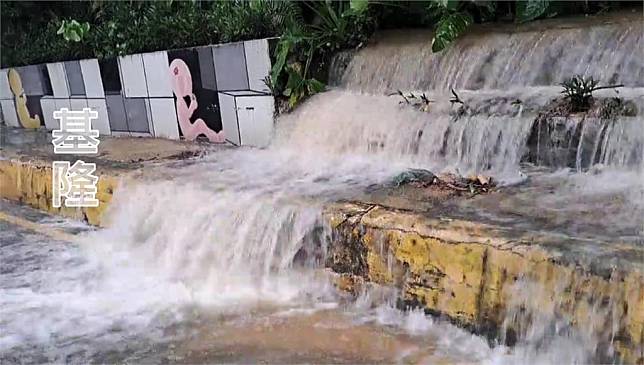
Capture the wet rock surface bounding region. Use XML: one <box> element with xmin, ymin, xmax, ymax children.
<box><xmin>324</xmin><ymin>201</ymin><xmax>643</xmax><ymax>363</ymax></box>
<box><xmin>525</xmin><ymin>96</ymin><xmax>641</xmax><ymax>169</ymax></box>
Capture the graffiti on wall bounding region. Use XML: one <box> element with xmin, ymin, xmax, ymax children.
<box><xmin>8</xmin><ymin>69</ymin><xmax>41</xmax><ymax>128</ymax></box>
<box><xmin>169</xmin><ymin>58</ymin><xmax>224</xmax><ymax>142</ymax></box>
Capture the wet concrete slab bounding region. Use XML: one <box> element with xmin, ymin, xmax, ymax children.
<box><xmin>0</xmin><ymin>124</ymin><xmax>231</xmax><ymax>172</ymax></box>
<box><xmin>0</xmin><ymin>124</ymin><xmax>232</xmax><ymax>225</ymax></box>
<box><xmin>352</xmin><ymin>168</ymin><xmax>644</xmax><ymax>278</ymax></box>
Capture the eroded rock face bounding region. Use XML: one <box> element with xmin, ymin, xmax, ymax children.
<box><xmin>524</xmin><ymin>97</ymin><xmax>640</xmax><ymax>169</ymax></box>
<box><xmin>325</xmin><ymin>202</ymin><xmax>643</xmax><ymax>364</ymax></box>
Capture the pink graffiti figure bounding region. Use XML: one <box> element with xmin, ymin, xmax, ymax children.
<box><xmin>169</xmin><ymin>58</ymin><xmax>225</xmax><ymax>143</ymax></box>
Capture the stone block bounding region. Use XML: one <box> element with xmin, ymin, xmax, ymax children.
<box><xmin>0</xmin><ymin>69</ymin><xmax>13</xmax><ymax>99</ymax></box>
<box><xmin>197</xmin><ymin>46</ymin><xmax>217</xmax><ymax>90</ymax></box>
<box><xmin>64</xmin><ymin>61</ymin><xmax>86</xmax><ymax>96</ymax></box>
<box><xmin>106</xmin><ymin>94</ymin><xmax>128</xmax><ymax>132</ymax></box>
<box><xmin>218</xmin><ymin>90</ymin><xmax>274</xmax><ymax>147</ymax></box>
<box><xmin>87</xmin><ymin>98</ymin><xmax>111</xmax><ymax>136</ymax></box>
<box><xmin>15</xmin><ymin>65</ymin><xmax>50</xmax><ymax>96</ymax></box>
<box><xmin>40</xmin><ymin>97</ymin><xmax>57</xmax><ymax>130</ymax></box>
<box><xmin>70</xmin><ymin>98</ymin><xmax>88</xmax><ymax>110</ymax></box>
<box><xmin>99</xmin><ymin>58</ymin><xmax>122</xmax><ymax>94</ymax></box>
<box><xmin>80</xmin><ymin>59</ymin><xmax>105</xmax><ymax>98</ymax></box>
<box><xmin>142</xmin><ymin>51</ymin><xmax>172</xmax><ymax>97</ymax></box>
<box><xmin>46</xmin><ymin>63</ymin><xmax>70</xmax><ymax>98</ymax></box>
<box><xmin>124</xmin><ymin>97</ymin><xmax>150</xmax><ymax>133</ymax></box>
<box><xmin>118</xmin><ymin>54</ymin><xmax>148</xmax><ymax>97</ymax></box>
<box><xmin>149</xmin><ymin>98</ymin><xmax>179</xmax><ymax>139</ymax></box>
<box><xmin>244</xmin><ymin>39</ymin><xmax>272</xmax><ymax>93</ymax></box>
<box><xmin>0</xmin><ymin>100</ymin><xmax>18</xmax><ymax>127</ymax></box>
<box><xmin>213</xmin><ymin>42</ymin><xmax>249</xmax><ymax>91</ymax></box>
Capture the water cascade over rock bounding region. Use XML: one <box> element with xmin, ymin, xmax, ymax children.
<box><xmin>2</xmin><ymin>11</ymin><xmax>642</xmax><ymax>364</ymax></box>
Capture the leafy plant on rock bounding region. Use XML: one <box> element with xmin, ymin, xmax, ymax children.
<box><xmin>560</xmin><ymin>75</ymin><xmax>623</xmax><ymax>112</ymax></box>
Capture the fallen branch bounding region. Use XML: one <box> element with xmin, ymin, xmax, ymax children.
<box><xmin>450</xmin><ymin>88</ymin><xmax>464</xmax><ymax>106</ymax></box>
<box><xmin>592</xmin><ymin>84</ymin><xmax>624</xmax><ymax>92</ymax></box>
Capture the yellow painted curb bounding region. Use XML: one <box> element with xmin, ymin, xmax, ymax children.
<box><xmin>0</xmin><ymin>159</ymin><xmax>118</xmax><ymax>226</ymax></box>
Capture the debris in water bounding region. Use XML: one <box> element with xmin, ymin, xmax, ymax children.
<box><xmin>391</xmin><ymin>169</ymin><xmax>495</xmax><ymax>194</ymax></box>
<box><xmin>392</xmin><ymin>169</ymin><xmax>437</xmax><ymax>187</ymax></box>
<box><xmin>450</xmin><ymin>88</ymin><xmax>465</xmax><ymax>106</ymax></box>
<box><xmin>389</xmin><ymin>91</ymin><xmax>433</xmax><ymax>112</ymax></box>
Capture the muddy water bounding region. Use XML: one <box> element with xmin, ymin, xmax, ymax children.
<box><xmin>0</xmin><ymin>201</ymin><xmax>495</xmax><ymax>363</ymax></box>
<box><xmin>2</xmin><ymin>12</ymin><xmax>643</xmax><ymax>365</ymax></box>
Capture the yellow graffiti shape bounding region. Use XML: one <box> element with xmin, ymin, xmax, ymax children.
<box><xmin>8</xmin><ymin>68</ymin><xmax>41</xmax><ymax>129</ymax></box>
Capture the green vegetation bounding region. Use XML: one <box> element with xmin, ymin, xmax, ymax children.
<box><xmin>423</xmin><ymin>0</ymin><xmax>634</xmax><ymax>52</ymax></box>
<box><xmin>269</xmin><ymin>1</ymin><xmax>374</xmax><ymax>108</ymax></box>
<box><xmin>1</xmin><ymin>1</ymin><xmax>638</xmax><ymax>108</ymax></box>
<box><xmin>56</xmin><ymin>20</ymin><xmax>90</xmax><ymax>43</ymax></box>
<box><xmin>560</xmin><ymin>75</ymin><xmax>623</xmax><ymax>112</ymax></box>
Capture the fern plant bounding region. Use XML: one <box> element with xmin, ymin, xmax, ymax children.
<box><xmin>560</xmin><ymin>75</ymin><xmax>599</xmax><ymax>111</ymax></box>
<box><xmin>561</xmin><ymin>75</ymin><xmax>624</xmax><ymax>112</ymax></box>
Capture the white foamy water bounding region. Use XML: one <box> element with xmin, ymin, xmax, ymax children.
<box><xmin>2</xmin><ymin>90</ymin><xmax>642</xmax><ymax>362</ymax></box>
<box><xmin>3</xmin><ymin>13</ymin><xmax>644</xmax><ymax>364</ymax></box>
<box><xmin>340</xmin><ymin>16</ymin><xmax>643</xmax><ymax>92</ymax></box>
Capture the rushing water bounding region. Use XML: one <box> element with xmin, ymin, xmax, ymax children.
<box><xmin>339</xmin><ymin>14</ymin><xmax>643</xmax><ymax>92</ymax></box>
<box><xmin>2</xmin><ymin>12</ymin><xmax>643</xmax><ymax>364</ymax></box>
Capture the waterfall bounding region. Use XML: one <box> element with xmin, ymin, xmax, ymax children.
<box><xmin>337</xmin><ymin>15</ymin><xmax>643</xmax><ymax>92</ymax></box>
<box><xmin>86</xmin><ymin>13</ymin><xmax>641</xmax><ymax>355</ymax></box>
<box><xmin>3</xmin><ymin>11</ymin><xmax>642</xmax><ymax>364</ymax></box>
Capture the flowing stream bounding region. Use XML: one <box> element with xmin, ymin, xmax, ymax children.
<box><xmin>1</xmin><ymin>12</ymin><xmax>643</xmax><ymax>364</ymax></box>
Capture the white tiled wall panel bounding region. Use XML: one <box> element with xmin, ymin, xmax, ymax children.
<box><xmin>142</xmin><ymin>51</ymin><xmax>173</xmax><ymax>97</ymax></box>
<box><xmin>218</xmin><ymin>92</ymin><xmax>240</xmax><ymax>145</ymax></box>
<box><xmin>80</xmin><ymin>59</ymin><xmax>105</xmax><ymax>98</ymax></box>
<box><xmin>149</xmin><ymin>98</ymin><xmax>179</xmax><ymax>139</ymax></box>
<box><xmin>0</xmin><ymin>69</ymin><xmax>12</xmax><ymax>99</ymax></box>
<box><xmin>70</xmin><ymin>98</ymin><xmax>88</xmax><ymax>111</ymax></box>
<box><xmin>244</xmin><ymin>39</ymin><xmax>272</xmax><ymax>93</ymax></box>
<box><xmin>118</xmin><ymin>54</ymin><xmax>148</xmax><ymax>97</ymax></box>
<box><xmin>46</xmin><ymin>63</ymin><xmax>70</xmax><ymax>98</ymax></box>
<box><xmin>87</xmin><ymin>99</ymin><xmax>111</xmax><ymax>136</ymax></box>
<box><xmin>236</xmin><ymin>95</ymin><xmax>274</xmax><ymax>148</ymax></box>
<box><xmin>0</xmin><ymin>100</ymin><xmax>20</xmax><ymax>127</ymax></box>
<box><xmin>143</xmin><ymin>98</ymin><xmax>155</xmax><ymax>135</ymax></box>
<box><xmin>40</xmin><ymin>97</ymin><xmax>58</xmax><ymax>130</ymax></box>
<box><xmin>50</xmin><ymin>99</ymin><xmax>72</xmax><ymax>130</ymax></box>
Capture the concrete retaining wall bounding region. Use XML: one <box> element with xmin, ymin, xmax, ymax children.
<box><xmin>325</xmin><ymin>202</ymin><xmax>643</xmax><ymax>363</ymax></box>
<box><xmin>0</xmin><ymin>39</ymin><xmax>276</xmax><ymax>147</ymax></box>
<box><xmin>0</xmin><ymin>159</ymin><xmax>117</xmax><ymax>226</ymax></box>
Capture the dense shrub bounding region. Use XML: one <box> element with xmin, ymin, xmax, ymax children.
<box><xmin>0</xmin><ymin>1</ymin><xmax>302</xmax><ymax>67</ymax></box>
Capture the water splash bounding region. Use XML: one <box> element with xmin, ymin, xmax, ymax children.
<box><xmin>3</xmin><ymin>11</ymin><xmax>644</xmax><ymax>364</ymax></box>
